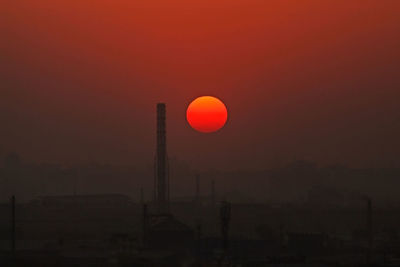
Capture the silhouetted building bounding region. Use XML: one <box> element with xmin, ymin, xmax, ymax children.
<box><xmin>147</xmin><ymin>214</ymin><xmax>194</xmax><ymax>249</ymax></box>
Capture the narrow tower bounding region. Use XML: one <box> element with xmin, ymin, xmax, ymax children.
<box><xmin>155</xmin><ymin>103</ymin><xmax>169</xmax><ymax>213</ymax></box>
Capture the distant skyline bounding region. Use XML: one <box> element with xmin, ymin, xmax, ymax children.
<box><xmin>3</xmin><ymin>0</ymin><xmax>400</xmax><ymax>170</ymax></box>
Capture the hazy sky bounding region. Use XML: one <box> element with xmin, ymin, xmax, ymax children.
<box><xmin>2</xmin><ymin>0</ymin><xmax>400</xmax><ymax>170</ymax></box>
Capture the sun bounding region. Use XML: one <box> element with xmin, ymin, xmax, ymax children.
<box><xmin>186</xmin><ymin>96</ymin><xmax>228</xmax><ymax>133</ymax></box>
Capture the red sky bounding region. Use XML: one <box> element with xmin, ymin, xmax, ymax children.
<box><xmin>2</xmin><ymin>0</ymin><xmax>400</xmax><ymax>170</ymax></box>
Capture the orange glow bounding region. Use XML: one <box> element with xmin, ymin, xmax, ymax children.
<box><xmin>4</xmin><ymin>0</ymin><xmax>400</xmax><ymax>166</ymax></box>
<box><xmin>186</xmin><ymin>96</ymin><xmax>228</xmax><ymax>133</ymax></box>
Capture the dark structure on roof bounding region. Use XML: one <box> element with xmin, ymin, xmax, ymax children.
<box><xmin>147</xmin><ymin>214</ymin><xmax>194</xmax><ymax>249</ymax></box>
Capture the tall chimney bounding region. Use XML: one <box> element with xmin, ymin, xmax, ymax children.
<box><xmin>155</xmin><ymin>103</ymin><xmax>169</xmax><ymax>213</ymax></box>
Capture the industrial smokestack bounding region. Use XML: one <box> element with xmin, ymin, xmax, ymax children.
<box><xmin>155</xmin><ymin>103</ymin><xmax>169</xmax><ymax>213</ymax></box>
